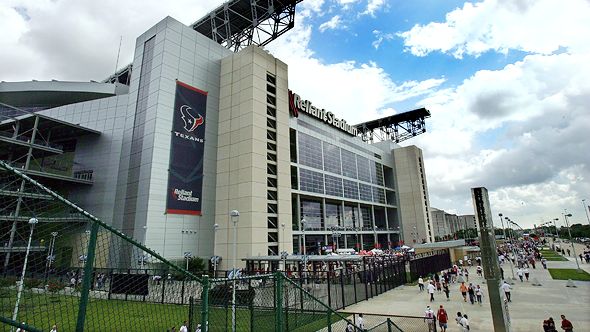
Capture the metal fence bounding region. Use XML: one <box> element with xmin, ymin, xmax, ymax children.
<box><xmin>409</xmin><ymin>250</ymin><xmax>452</xmax><ymax>282</ymax></box>
<box><xmin>341</xmin><ymin>312</ymin><xmax>439</xmax><ymax>332</ymax></box>
<box><xmin>0</xmin><ymin>160</ymin><xmax>364</xmax><ymax>332</ymax></box>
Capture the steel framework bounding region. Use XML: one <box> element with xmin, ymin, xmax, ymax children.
<box><xmin>355</xmin><ymin>108</ymin><xmax>431</xmax><ymax>143</ymax></box>
<box><xmin>191</xmin><ymin>0</ymin><xmax>301</xmax><ymax>52</ymax></box>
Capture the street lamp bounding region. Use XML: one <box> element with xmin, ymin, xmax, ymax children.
<box><xmin>331</xmin><ymin>226</ymin><xmax>342</xmax><ymax>252</ymax></box>
<box><xmin>12</xmin><ymin>217</ymin><xmax>38</xmax><ymax>323</ymax></box>
<box><xmin>553</xmin><ymin>218</ymin><xmax>560</xmax><ymax>240</ymax></box>
<box><xmin>582</xmin><ymin>199</ymin><xmax>590</xmax><ymax>226</ymax></box>
<box><xmin>213</xmin><ymin>223</ymin><xmax>219</xmax><ymax>278</ymax></box>
<box><xmin>229</xmin><ymin>209</ymin><xmax>240</xmax><ymax>332</ymax></box>
<box><xmin>184</xmin><ymin>252</ymin><xmax>192</xmax><ymax>270</ymax></box>
<box><xmin>281</xmin><ymin>222</ymin><xmax>287</xmax><ymax>271</ymax></box>
<box><xmin>301</xmin><ymin>218</ymin><xmax>308</xmax><ymax>286</ymax></box>
<box><xmin>373</xmin><ymin>225</ymin><xmax>378</xmax><ymax>249</ymax></box>
<box><xmin>505</xmin><ymin>217</ymin><xmax>517</xmax><ymax>281</ymax></box>
<box><xmin>563</xmin><ymin>213</ymin><xmax>581</xmax><ymax>270</ymax></box>
<box><xmin>498</xmin><ymin>213</ymin><xmax>506</xmax><ymax>240</ymax></box>
<box><xmin>44</xmin><ymin>231</ymin><xmax>58</xmax><ymax>281</ymax></box>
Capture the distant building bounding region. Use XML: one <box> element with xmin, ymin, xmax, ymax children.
<box><xmin>393</xmin><ymin>145</ymin><xmax>434</xmax><ymax>244</ymax></box>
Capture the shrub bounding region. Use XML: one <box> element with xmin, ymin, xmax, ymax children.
<box><xmin>0</xmin><ymin>276</ymin><xmax>18</xmax><ymax>288</ymax></box>
<box><xmin>24</xmin><ymin>278</ymin><xmax>44</xmax><ymax>289</ymax></box>
<box><xmin>47</xmin><ymin>279</ymin><xmax>67</xmax><ymax>293</ymax></box>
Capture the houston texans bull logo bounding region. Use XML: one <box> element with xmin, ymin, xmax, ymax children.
<box><xmin>180</xmin><ymin>105</ymin><xmax>204</xmax><ymax>132</ymax></box>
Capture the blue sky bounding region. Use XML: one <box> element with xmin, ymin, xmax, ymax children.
<box><xmin>1</xmin><ymin>0</ymin><xmax>589</xmax><ymax>228</ymax></box>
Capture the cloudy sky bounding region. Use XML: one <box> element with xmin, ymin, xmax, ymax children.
<box><xmin>1</xmin><ymin>0</ymin><xmax>589</xmax><ymax>229</ymax></box>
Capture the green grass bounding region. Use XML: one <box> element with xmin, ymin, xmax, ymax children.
<box><xmin>540</xmin><ymin>250</ymin><xmax>569</xmax><ymax>261</ymax></box>
<box><xmin>0</xmin><ymin>289</ymin><xmax>329</xmax><ymax>331</ymax></box>
<box><xmin>548</xmin><ymin>268</ymin><xmax>590</xmax><ymax>281</ymax></box>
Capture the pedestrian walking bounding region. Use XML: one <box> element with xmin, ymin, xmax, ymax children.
<box><xmin>443</xmin><ymin>281</ymin><xmax>450</xmax><ymax>301</ymax></box>
<box><xmin>357</xmin><ymin>313</ymin><xmax>365</xmax><ymax>330</ymax></box>
<box><xmin>459</xmin><ymin>282</ymin><xmax>468</xmax><ymax>302</ymax></box>
<box><xmin>476</xmin><ymin>265</ymin><xmax>483</xmax><ymax>277</ymax></box>
<box><xmin>500</xmin><ymin>266</ymin><xmax>505</xmax><ymax>280</ymax></box>
<box><xmin>459</xmin><ymin>314</ymin><xmax>470</xmax><ymax>332</ymax></box>
<box><xmin>517</xmin><ymin>267</ymin><xmax>524</xmax><ymax>282</ymax></box>
<box><xmin>501</xmin><ymin>280</ymin><xmax>512</xmax><ymax>302</ymax></box>
<box><xmin>427</xmin><ymin>281</ymin><xmax>436</xmax><ymax>302</ymax></box>
<box><xmin>424</xmin><ymin>306</ymin><xmax>435</xmax><ymax>332</ymax></box>
<box><xmin>560</xmin><ymin>314</ymin><xmax>573</xmax><ymax>332</ymax></box>
<box><xmin>543</xmin><ymin>317</ymin><xmax>557</xmax><ymax>332</ymax></box>
<box><xmin>180</xmin><ymin>321</ymin><xmax>188</xmax><ymax>332</ymax></box>
<box><xmin>418</xmin><ymin>276</ymin><xmax>425</xmax><ymax>292</ymax></box>
<box><xmin>467</xmin><ymin>283</ymin><xmax>475</xmax><ymax>305</ymax></box>
<box><xmin>455</xmin><ymin>312</ymin><xmax>463</xmax><ymax>326</ymax></box>
<box><xmin>475</xmin><ymin>285</ymin><xmax>483</xmax><ymax>305</ymax></box>
<box><xmin>524</xmin><ymin>267</ymin><xmax>530</xmax><ymax>281</ymax></box>
<box><xmin>542</xmin><ymin>258</ymin><xmax>548</xmax><ymax>269</ymax></box>
<box><xmin>50</xmin><ymin>325</ymin><xmax>58</xmax><ymax>332</ymax></box>
<box><xmin>437</xmin><ymin>305</ymin><xmax>448</xmax><ymax>332</ymax></box>
<box><xmin>566</xmin><ymin>249</ymin><xmax>570</xmax><ymax>256</ymax></box>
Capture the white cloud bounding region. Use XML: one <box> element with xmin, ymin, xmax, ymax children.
<box><xmin>412</xmin><ymin>51</ymin><xmax>590</xmax><ymax>227</ymax></box>
<box><xmin>398</xmin><ymin>0</ymin><xmax>590</xmax><ymax>58</ymax></box>
<box><xmin>318</xmin><ymin>15</ymin><xmax>343</xmax><ymax>32</ymax></box>
<box><xmin>371</xmin><ymin>30</ymin><xmax>394</xmax><ymax>49</ymax></box>
<box><xmin>0</xmin><ymin>0</ymin><xmax>222</xmax><ymax>81</ymax></box>
<box><xmin>362</xmin><ymin>0</ymin><xmax>386</xmax><ymax>17</ymax></box>
<box><xmin>268</xmin><ymin>14</ymin><xmax>444</xmax><ymax>124</ymax></box>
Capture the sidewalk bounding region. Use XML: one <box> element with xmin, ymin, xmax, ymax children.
<box><xmin>342</xmin><ymin>261</ymin><xmax>590</xmax><ymax>331</ymax></box>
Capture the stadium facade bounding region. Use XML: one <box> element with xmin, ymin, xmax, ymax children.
<box><xmin>0</xmin><ymin>16</ymin><xmax>434</xmax><ymax>270</ymax></box>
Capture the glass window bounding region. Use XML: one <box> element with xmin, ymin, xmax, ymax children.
<box><xmin>371</xmin><ymin>161</ymin><xmax>384</xmax><ymax>186</ymax></box>
<box><xmin>323</xmin><ymin>142</ymin><xmax>341</xmax><ymax>174</ymax></box>
<box><xmin>325</xmin><ymin>203</ymin><xmax>341</xmax><ymax>229</ymax></box>
<box><xmin>325</xmin><ymin>175</ymin><xmax>343</xmax><ymax>197</ymax></box>
<box><xmin>357</xmin><ymin>156</ymin><xmax>371</xmax><ymax>183</ymax></box>
<box><xmin>298</xmin><ymin>132</ymin><xmax>323</xmax><ymax>170</ymax></box>
<box><xmin>343</xmin><ymin>179</ymin><xmax>359</xmax><ymax>200</ymax></box>
<box><xmin>372</xmin><ymin>186</ymin><xmax>385</xmax><ymax>204</ymax></box>
<box><xmin>341</xmin><ymin>149</ymin><xmax>357</xmax><ymax>179</ymax></box>
<box><xmin>301</xmin><ymin>200</ymin><xmax>323</xmax><ymax>230</ymax></box>
<box><xmin>360</xmin><ymin>206</ymin><xmax>372</xmax><ymax>229</ymax></box>
<box><xmin>299</xmin><ymin>168</ymin><xmax>324</xmax><ymax>194</ymax></box>
<box><xmin>359</xmin><ymin>183</ymin><xmax>373</xmax><ymax>202</ymax></box>
<box><xmin>343</xmin><ymin>205</ymin><xmax>360</xmax><ymax>229</ymax></box>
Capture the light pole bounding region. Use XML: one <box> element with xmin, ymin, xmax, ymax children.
<box><xmin>230</xmin><ymin>210</ymin><xmax>240</xmax><ymax>332</ymax></box>
<box><xmin>553</xmin><ymin>218</ymin><xmax>560</xmax><ymax>241</ymax></box>
<box><xmin>498</xmin><ymin>213</ymin><xmax>506</xmax><ymax>240</ymax></box>
<box><xmin>281</xmin><ymin>222</ymin><xmax>287</xmax><ymax>271</ymax></box>
<box><xmin>184</xmin><ymin>252</ymin><xmax>192</xmax><ymax>270</ymax></box>
<box><xmin>301</xmin><ymin>218</ymin><xmax>308</xmax><ymax>286</ymax></box>
<box><xmin>582</xmin><ymin>199</ymin><xmax>590</xmax><ymax>226</ymax></box>
<box><xmin>412</xmin><ymin>226</ymin><xmax>417</xmax><ymax>244</ymax></box>
<box><xmin>331</xmin><ymin>226</ymin><xmax>342</xmax><ymax>252</ymax></box>
<box><xmin>563</xmin><ymin>213</ymin><xmax>581</xmax><ymax>270</ymax></box>
<box><xmin>505</xmin><ymin>217</ymin><xmax>516</xmax><ymax>281</ymax></box>
<box><xmin>12</xmin><ymin>217</ymin><xmax>38</xmax><ymax>324</ymax></box>
<box><xmin>44</xmin><ymin>231</ymin><xmax>58</xmax><ymax>281</ymax></box>
<box><xmin>213</xmin><ymin>223</ymin><xmax>219</xmax><ymax>278</ymax></box>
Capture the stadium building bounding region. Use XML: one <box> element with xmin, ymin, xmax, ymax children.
<box><xmin>0</xmin><ymin>3</ymin><xmax>433</xmax><ymax>270</ymax></box>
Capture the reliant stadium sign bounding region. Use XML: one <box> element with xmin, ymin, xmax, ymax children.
<box><xmin>288</xmin><ymin>90</ymin><xmax>358</xmax><ymax>136</ymax></box>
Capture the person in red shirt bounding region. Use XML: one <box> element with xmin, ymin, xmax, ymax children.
<box><xmin>560</xmin><ymin>314</ymin><xmax>573</xmax><ymax>332</ymax></box>
<box><xmin>437</xmin><ymin>305</ymin><xmax>449</xmax><ymax>332</ymax></box>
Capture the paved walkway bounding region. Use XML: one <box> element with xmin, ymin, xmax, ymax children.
<box><xmin>342</xmin><ymin>257</ymin><xmax>590</xmax><ymax>331</ymax></box>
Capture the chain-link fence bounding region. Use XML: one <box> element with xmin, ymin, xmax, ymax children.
<box><xmin>1</xmin><ymin>161</ymin><xmax>364</xmax><ymax>332</ymax></box>
<box><xmin>0</xmin><ymin>161</ymin><xmax>203</xmax><ymax>331</ymax></box>
<box><xmin>342</xmin><ymin>312</ymin><xmax>438</xmax><ymax>332</ymax></box>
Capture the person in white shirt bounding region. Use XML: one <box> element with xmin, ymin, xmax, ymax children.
<box><xmin>524</xmin><ymin>267</ymin><xmax>530</xmax><ymax>281</ymax></box>
<box><xmin>427</xmin><ymin>281</ymin><xmax>436</xmax><ymax>302</ymax></box>
<box><xmin>517</xmin><ymin>268</ymin><xmax>524</xmax><ymax>282</ymax></box>
<box><xmin>50</xmin><ymin>325</ymin><xmax>58</xmax><ymax>332</ymax></box>
<box><xmin>501</xmin><ymin>280</ymin><xmax>512</xmax><ymax>302</ymax></box>
<box><xmin>179</xmin><ymin>321</ymin><xmax>188</xmax><ymax>332</ymax></box>
<box><xmin>424</xmin><ymin>306</ymin><xmax>435</xmax><ymax>331</ymax></box>
<box><xmin>418</xmin><ymin>276</ymin><xmax>425</xmax><ymax>291</ymax></box>
<box><xmin>356</xmin><ymin>314</ymin><xmax>365</xmax><ymax>330</ymax></box>
<box><xmin>459</xmin><ymin>314</ymin><xmax>470</xmax><ymax>332</ymax></box>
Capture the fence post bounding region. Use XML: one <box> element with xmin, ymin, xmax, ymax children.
<box><xmin>188</xmin><ymin>296</ymin><xmax>194</xmax><ymax>332</ymax></box>
<box><xmin>75</xmin><ymin>222</ymin><xmax>99</xmax><ymax>331</ymax></box>
<box><xmin>201</xmin><ymin>275</ymin><xmax>209</xmax><ymax>332</ymax></box>
<box><xmin>275</xmin><ymin>272</ymin><xmax>283</xmax><ymax>332</ymax></box>
<box><xmin>387</xmin><ymin>318</ymin><xmax>393</xmax><ymax>332</ymax></box>
<box><xmin>340</xmin><ymin>272</ymin><xmax>346</xmax><ymax>308</ymax></box>
<box><xmin>327</xmin><ymin>269</ymin><xmax>332</xmax><ymax>308</ymax></box>
<box><xmin>327</xmin><ymin>310</ymin><xmax>332</xmax><ymax>332</ymax></box>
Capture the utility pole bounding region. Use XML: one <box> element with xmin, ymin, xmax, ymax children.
<box><xmin>471</xmin><ymin>187</ymin><xmax>510</xmax><ymax>332</ymax></box>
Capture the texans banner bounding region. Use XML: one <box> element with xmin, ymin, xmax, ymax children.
<box><xmin>166</xmin><ymin>81</ymin><xmax>207</xmax><ymax>215</ymax></box>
